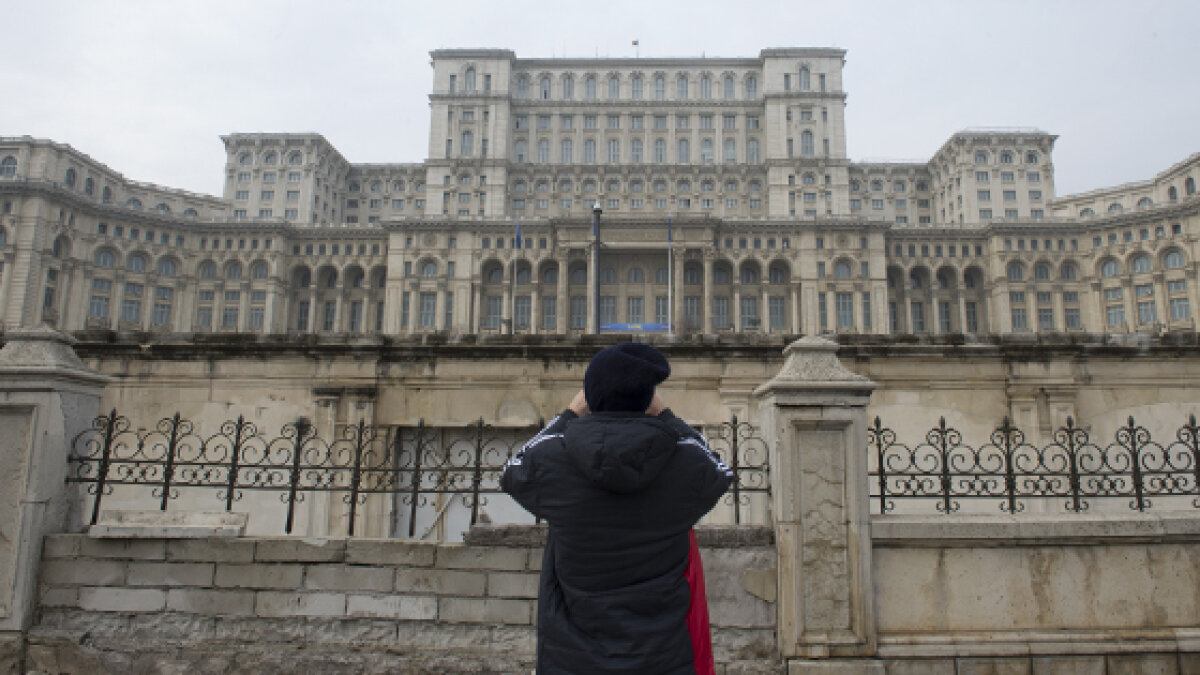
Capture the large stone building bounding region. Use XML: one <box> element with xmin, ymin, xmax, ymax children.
<box><xmin>2</xmin><ymin>47</ymin><xmax>1199</xmax><ymax>339</ymax></box>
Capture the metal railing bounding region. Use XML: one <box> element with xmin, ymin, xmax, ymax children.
<box><xmin>868</xmin><ymin>415</ymin><xmax>1200</xmax><ymax>515</ymax></box>
<box><xmin>67</xmin><ymin>409</ymin><xmax>769</xmax><ymax>535</ymax></box>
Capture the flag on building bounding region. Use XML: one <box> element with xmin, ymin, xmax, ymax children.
<box><xmin>632</xmin><ymin>40</ymin><xmax>639</xmax><ymax>46</ymax></box>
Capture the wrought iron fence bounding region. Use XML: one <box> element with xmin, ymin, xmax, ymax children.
<box><xmin>706</xmin><ymin>415</ymin><xmax>770</xmax><ymax>524</ymax></box>
<box><xmin>67</xmin><ymin>410</ymin><xmax>769</xmax><ymax>535</ymax></box>
<box><xmin>868</xmin><ymin>415</ymin><xmax>1200</xmax><ymax>515</ymax></box>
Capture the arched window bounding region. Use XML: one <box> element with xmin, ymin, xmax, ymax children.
<box><xmin>348</xmin><ymin>268</ymin><xmax>365</xmax><ymax>288</ymax></box>
<box><xmin>156</xmin><ymin>203</ymin><xmax>170</xmax><ymax>213</ymax></box>
<box><xmin>262</xmin><ymin>151</ymin><xmax>277</xmax><ymax>165</ymax></box>
<box><xmin>199</xmin><ymin>261</ymin><xmax>217</xmax><ymax>279</ymax></box>
<box><xmin>654</xmin><ymin>75</ymin><xmax>665</xmax><ymax>100</ymax></box>
<box><xmin>64</xmin><ymin>168</ymin><xmax>76</xmax><ymax>188</ymax></box>
<box><xmin>465</xmin><ymin>68</ymin><xmax>476</xmax><ymax>91</ymax></box>
<box><xmin>461</xmin><ymin>130</ymin><xmax>474</xmax><ymax>157</ymax></box>
<box><xmin>713</xmin><ymin>266</ymin><xmax>730</xmax><ymax>284</ymax></box>
<box><xmin>699</xmin><ymin>75</ymin><xmax>711</xmax><ymax>99</ymax></box>
<box><xmin>870</xmin><ymin>180</ymin><xmax>883</xmax><ymax>192</ymax></box>
<box><xmin>251</xmin><ymin>262</ymin><xmax>268</xmax><ymax>279</ymax></box>
<box><xmin>1034</xmin><ymin>263</ymin><xmax>1050</xmax><ymax>280</ymax></box>
<box><xmin>677</xmin><ymin>139</ymin><xmax>689</xmax><ymax>163</ymax></box>
<box><xmin>608</xmin><ymin>75</ymin><xmax>619</xmax><ymax>99</ymax></box>
<box><xmin>1006</xmin><ymin>262</ymin><xmax>1024</xmax><ymax>281</ymax></box>
<box><xmin>975</xmin><ymin>152</ymin><xmax>989</xmax><ymax>164</ymax></box>
<box><xmin>599</xmin><ymin>267</ymin><xmax>616</xmax><ymax>283</ymax></box>
<box><xmin>850</xmin><ymin>181</ymin><xmax>861</xmax><ymax>192</ymax></box>
<box><xmin>585</xmin><ymin>76</ymin><xmax>597</xmax><ymax>99</ymax></box>
<box><xmin>769</xmin><ymin>264</ymin><xmax>788</xmax><ymax>284</ymax></box>
<box><xmin>94</xmin><ymin>250</ymin><xmax>116</xmax><ymax>268</ymax></box>
<box><xmin>288</xmin><ymin>151</ymin><xmax>303</xmax><ymax>165</ymax></box>
<box><xmin>1079</xmin><ymin>208</ymin><xmax>1095</xmax><ymax>217</ymax></box>
<box><xmin>701</xmin><ymin>138</ymin><xmax>714</xmax><ymax>164</ymax></box>
<box><xmin>799</xmin><ymin>66</ymin><xmax>810</xmax><ymax>90</ymax></box>
<box><xmin>127</xmin><ymin>253</ymin><xmax>147</xmax><ymax>273</ymax></box>
<box><xmin>893</xmin><ymin>181</ymin><xmax>906</xmax><ymax>192</ymax></box>
<box><xmin>226</xmin><ymin>262</ymin><xmax>243</xmax><ymax>280</ymax></box>
<box><xmin>516</xmin><ymin>76</ymin><xmax>529</xmax><ymax>99</ymax></box>
<box><xmin>1165</xmin><ymin>250</ymin><xmax>1185</xmax><ymax>269</ymax></box>
<box><xmin>834</xmin><ymin>262</ymin><xmax>851</xmax><ymax>279</ymax></box>
<box><xmin>1000</xmin><ymin>152</ymin><xmax>1013</xmax><ymax>164</ymax></box>
<box><xmin>627</xmin><ymin>267</ymin><xmax>644</xmax><ymax>283</ymax></box>
<box><xmin>1131</xmin><ymin>254</ymin><xmax>1151</xmax><ymax>273</ymax></box>
<box><xmin>631</xmin><ymin>75</ymin><xmax>642</xmax><ymax>99</ymax></box>
<box><xmin>1100</xmin><ymin>259</ymin><xmax>1120</xmax><ymax>277</ymax></box>
<box><xmin>570</xmin><ymin>267</ymin><xmax>587</xmax><ymax>284</ymax></box>
<box><xmin>84</xmin><ymin>177</ymin><xmax>95</xmax><ymax>196</ymax></box>
<box><xmin>0</xmin><ymin>156</ymin><xmax>16</xmax><ymax>176</ymax></box>
<box><xmin>1025</xmin><ymin>151</ymin><xmax>1039</xmax><ymax>164</ymax></box>
<box><xmin>537</xmin><ymin>139</ymin><xmax>549</xmax><ymax>163</ymax></box>
<box><xmin>1169</xmin><ymin>186</ymin><xmax>1178</xmax><ymax>202</ymax></box>
<box><xmin>684</xmin><ymin>263</ymin><xmax>702</xmax><ymax>284</ymax></box>
<box><xmin>562</xmin><ymin>75</ymin><xmax>574</xmax><ymax>99</ymax></box>
<box><xmin>324</xmin><ymin>270</ymin><xmax>337</xmax><ymax>289</ymax></box>
<box><xmin>1136</xmin><ymin>197</ymin><xmax>1153</xmax><ymax>209</ymax></box>
<box><xmin>125</xmin><ymin>198</ymin><xmax>142</xmax><ymax>209</ymax></box>
<box><xmin>560</xmin><ymin>139</ymin><xmax>573</xmax><ymax>163</ymax></box>
<box><xmin>487</xmin><ymin>267</ymin><xmax>503</xmax><ymax>283</ymax></box>
<box><xmin>540</xmin><ymin>76</ymin><xmax>551</xmax><ymax>99</ymax></box>
<box><xmin>369</xmin><ymin>181</ymin><xmax>381</xmax><ymax>193</ymax></box>
<box><xmin>296</xmin><ymin>268</ymin><xmax>312</xmax><ymax>288</ymax></box>
<box><xmin>516</xmin><ymin>265</ymin><xmax>532</xmax><ymax>283</ymax></box>
<box><xmin>102</xmin><ymin>186</ymin><xmax>112</xmax><ymax>203</ymax></box>
<box><xmin>183</xmin><ymin>208</ymin><xmax>198</xmax><ymax>217</ymax></box>
<box><xmin>158</xmin><ymin>259</ymin><xmax>177</xmax><ymax>277</ymax></box>
<box><xmin>542</xmin><ymin>267</ymin><xmax>558</xmax><ymax>284</ymax></box>
<box><xmin>392</xmin><ymin>180</ymin><xmax>405</xmax><ymax>191</ymax></box>
<box><xmin>421</xmin><ymin>261</ymin><xmax>437</xmax><ymax>278</ymax></box>
<box><xmin>238</xmin><ymin>152</ymin><xmax>252</xmax><ymax>165</ymax></box>
<box><xmin>1108</xmin><ymin>203</ymin><xmax>1124</xmax><ymax>213</ymax></box>
<box><xmin>1060</xmin><ymin>262</ymin><xmax>1077</xmax><ymax>281</ymax></box>
<box><xmin>1185</xmin><ymin>177</ymin><xmax>1196</xmax><ymax>196</ymax></box>
<box><xmin>745</xmin><ymin>75</ymin><xmax>757</xmax><ymax>99</ymax></box>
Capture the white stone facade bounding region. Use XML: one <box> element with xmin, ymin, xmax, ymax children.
<box><xmin>1</xmin><ymin>48</ymin><xmax>1199</xmax><ymax>337</ymax></box>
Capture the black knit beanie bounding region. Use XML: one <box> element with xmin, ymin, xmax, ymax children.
<box><xmin>583</xmin><ymin>342</ymin><xmax>671</xmax><ymax>413</ymax></box>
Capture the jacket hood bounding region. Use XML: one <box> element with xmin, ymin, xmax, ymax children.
<box><xmin>563</xmin><ymin>413</ymin><xmax>679</xmax><ymax>493</ymax></box>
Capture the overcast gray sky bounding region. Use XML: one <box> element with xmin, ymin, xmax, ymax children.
<box><xmin>4</xmin><ymin>0</ymin><xmax>1197</xmax><ymax>198</ymax></box>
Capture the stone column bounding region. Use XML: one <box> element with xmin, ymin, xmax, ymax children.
<box><xmin>753</xmin><ymin>336</ymin><xmax>878</xmax><ymax>668</ymax></box>
<box><xmin>0</xmin><ymin>328</ymin><xmax>110</xmax><ymax>665</ymax></box>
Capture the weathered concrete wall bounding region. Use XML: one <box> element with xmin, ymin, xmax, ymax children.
<box><xmin>27</xmin><ymin>526</ymin><xmax>780</xmax><ymax>674</ymax></box>
<box><xmin>867</xmin><ymin>514</ymin><xmax>1200</xmax><ymax>673</ymax></box>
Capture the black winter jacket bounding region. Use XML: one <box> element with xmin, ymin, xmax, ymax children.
<box><xmin>501</xmin><ymin>409</ymin><xmax>733</xmax><ymax>674</ymax></box>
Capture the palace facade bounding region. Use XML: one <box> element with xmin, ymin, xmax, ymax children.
<box><xmin>1</xmin><ymin>48</ymin><xmax>1199</xmax><ymax>338</ymax></box>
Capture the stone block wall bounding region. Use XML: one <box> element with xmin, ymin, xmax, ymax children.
<box><xmin>27</xmin><ymin>527</ymin><xmax>780</xmax><ymax>673</ymax></box>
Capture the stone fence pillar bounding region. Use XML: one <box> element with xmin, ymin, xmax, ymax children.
<box><xmin>0</xmin><ymin>328</ymin><xmax>110</xmax><ymax>666</ymax></box>
<box><xmin>753</xmin><ymin>336</ymin><xmax>878</xmax><ymax>670</ymax></box>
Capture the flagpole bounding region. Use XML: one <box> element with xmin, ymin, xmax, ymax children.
<box><xmin>667</xmin><ymin>217</ymin><xmax>673</xmax><ymax>336</ymax></box>
<box><xmin>511</xmin><ymin>217</ymin><xmax>521</xmax><ymax>335</ymax></box>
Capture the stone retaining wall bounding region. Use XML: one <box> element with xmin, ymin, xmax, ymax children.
<box><xmin>27</xmin><ymin>526</ymin><xmax>780</xmax><ymax>674</ymax></box>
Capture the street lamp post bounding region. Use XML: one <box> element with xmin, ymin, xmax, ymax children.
<box><xmin>591</xmin><ymin>202</ymin><xmax>601</xmax><ymax>334</ymax></box>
